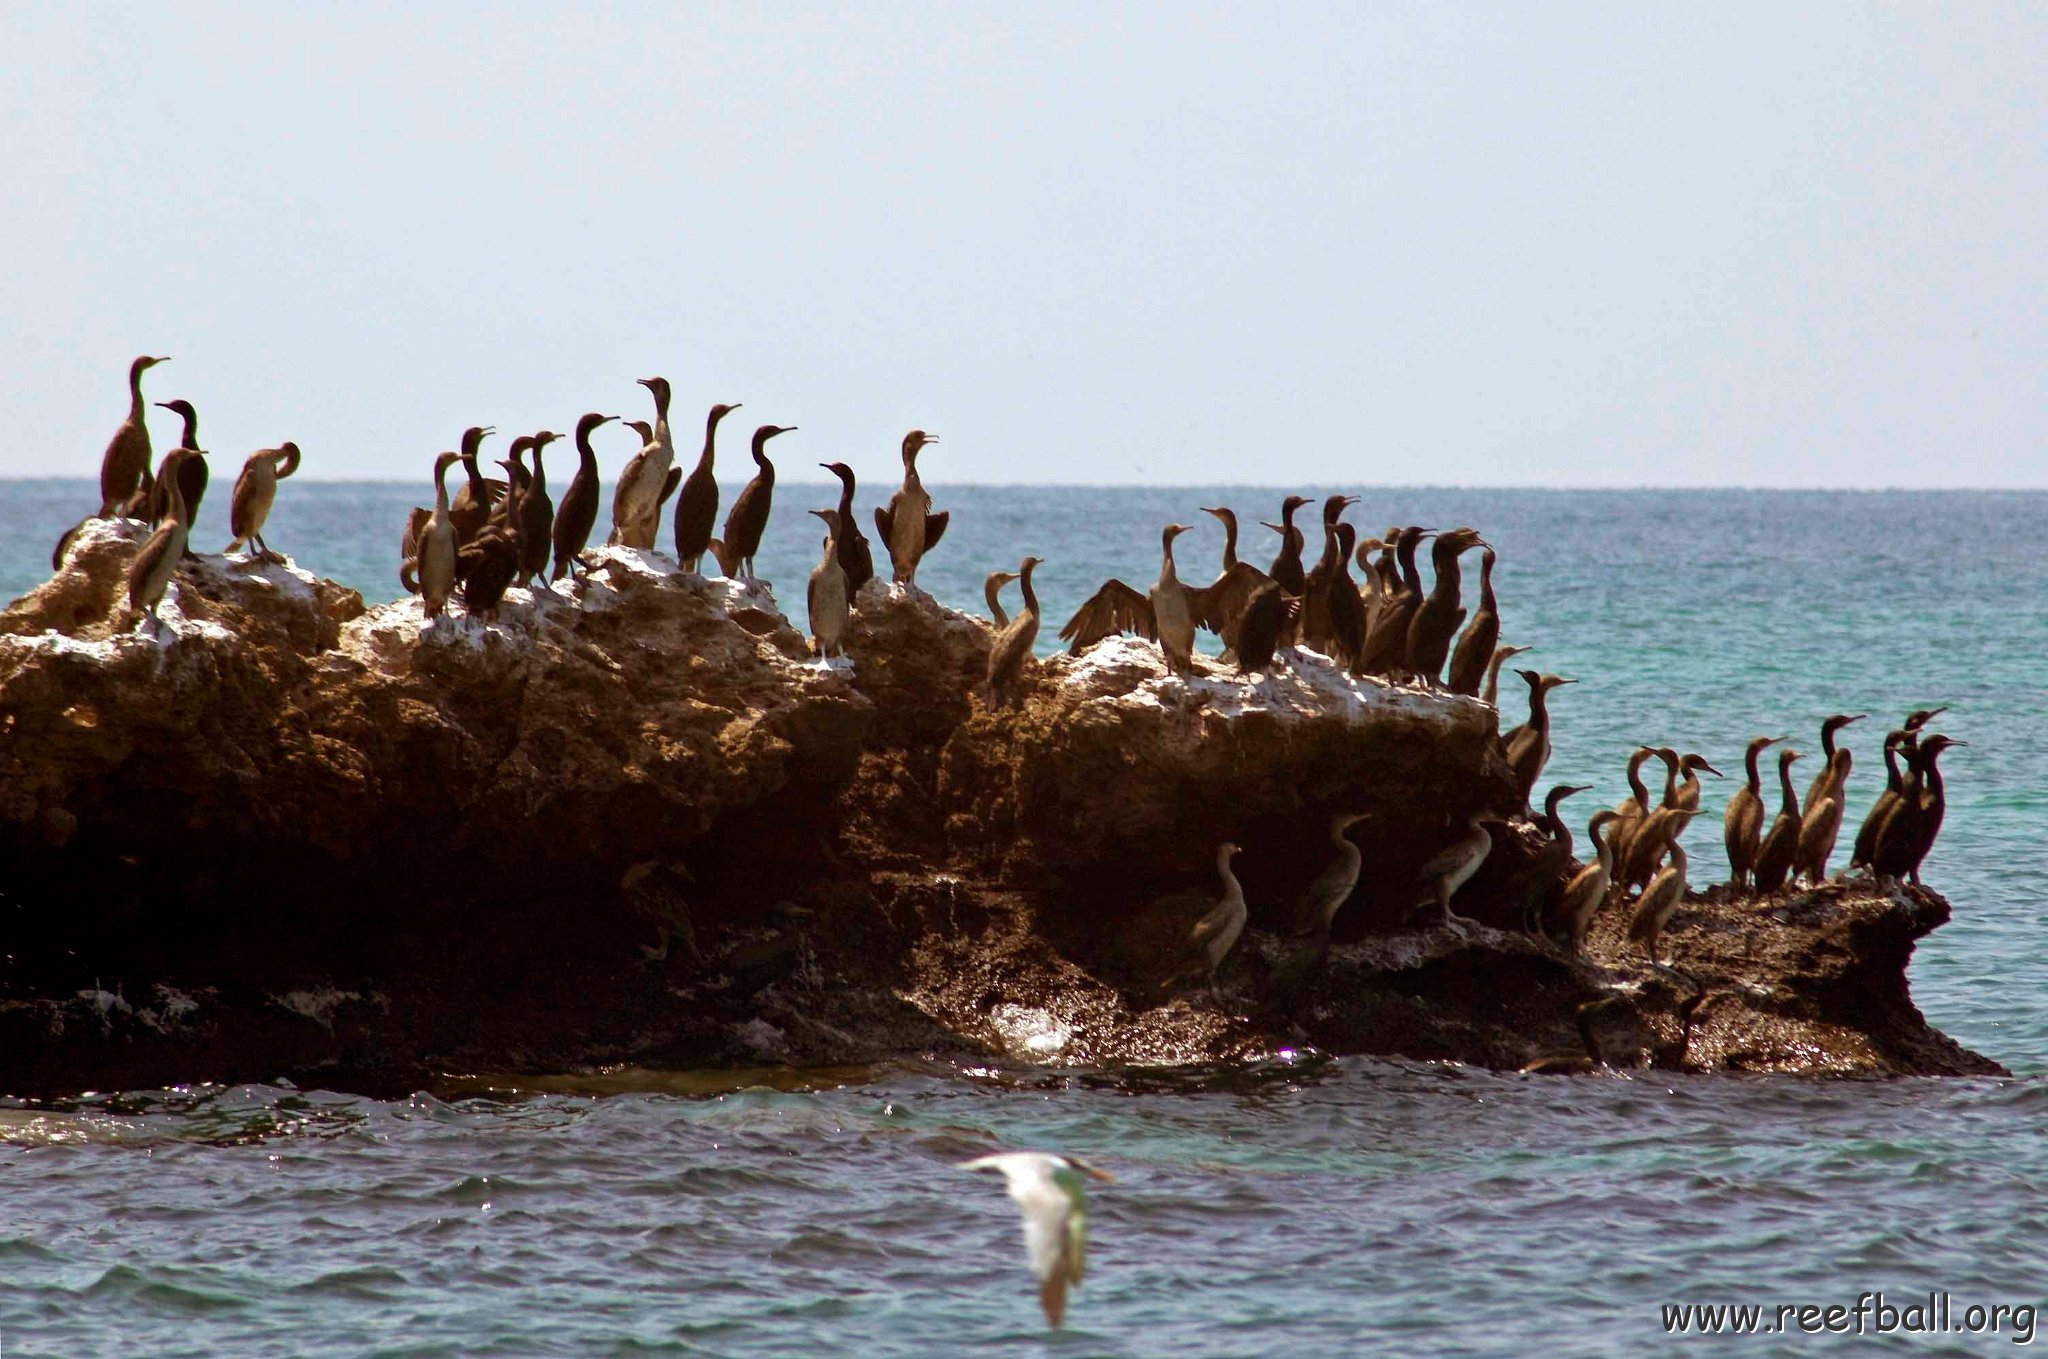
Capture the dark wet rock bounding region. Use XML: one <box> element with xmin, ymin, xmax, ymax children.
<box><xmin>0</xmin><ymin>524</ymin><xmax>2002</xmax><ymax>1096</ymax></box>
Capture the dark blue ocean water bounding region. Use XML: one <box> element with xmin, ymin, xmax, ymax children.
<box><xmin>3</xmin><ymin>480</ymin><xmax>2044</xmax><ymax>1355</ymax></box>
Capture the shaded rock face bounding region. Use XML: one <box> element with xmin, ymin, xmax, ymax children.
<box><xmin>0</xmin><ymin>524</ymin><xmax>2000</xmax><ymax>1096</ymax></box>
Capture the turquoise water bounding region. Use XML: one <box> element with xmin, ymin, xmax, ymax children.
<box><xmin>4</xmin><ymin>482</ymin><xmax>2045</xmax><ymax>1354</ymax></box>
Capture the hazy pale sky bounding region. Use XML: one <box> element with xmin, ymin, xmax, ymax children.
<box><xmin>3</xmin><ymin>3</ymin><xmax>2042</xmax><ymax>486</ymax></box>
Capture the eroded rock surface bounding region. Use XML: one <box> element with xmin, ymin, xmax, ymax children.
<box><xmin>0</xmin><ymin>521</ymin><xmax>2001</xmax><ymax>1096</ymax></box>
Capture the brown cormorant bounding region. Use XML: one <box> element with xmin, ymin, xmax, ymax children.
<box><xmin>1160</xmin><ymin>843</ymin><xmax>1250</xmax><ymax>990</ymax></box>
<box><xmin>821</xmin><ymin>462</ymin><xmax>875</xmax><ymax>597</ymax></box>
<box><xmin>126</xmin><ymin>448</ymin><xmax>196</xmax><ymax>634</ymax></box>
<box><xmin>1264</xmin><ymin>494</ymin><xmax>1313</xmax><ymax>596</ymax></box>
<box><xmin>147</xmin><ymin>399</ymin><xmax>208</xmax><ymax>542</ymax></box>
<box><xmin>552</xmin><ymin>413</ymin><xmax>616</xmax><ymax>582</ymax></box>
<box><xmin>875</xmin><ymin>430</ymin><xmax>949</xmax><ymax>585</ymax></box>
<box><xmin>223</xmin><ymin>442</ymin><xmax>301</xmax><ymax>561</ymax></box>
<box><xmin>1628</xmin><ymin>841</ymin><xmax>1691</xmax><ymax>965</ymax></box>
<box><xmin>1292</xmin><ymin>811</ymin><xmax>1368</xmax><ymax>949</ymax></box>
<box><xmin>1357</xmin><ymin>526</ymin><xmax>1429</xmax><ymax>677</ymax></box>
<box><xmin>1193</xmin><ymin>506</ymin><xmax>1273</xmax><ymax>652</ymax></box>
<box><xmin>1559</xmin><ymin>810</ymin><xmax>1623</xmax><ymax>958</ymax></box>
<box><xmin>1232</xmin><ymin>579</ymin><xmax>1293</xmax><ymax>677</ymax></box>
<box><xmin>608</xmin><ymin>377</ymin><xmax>678</xmax><ymax>549</ymax></box>
<box><xmin>1058</xmin><ymin>524</ymin><xmax>1200</xmax><ymax>676</ymax></box>
<box><xmin>1406</xmin><ymin>526</ymin><xmax>1489</xmax><ymax>686</ymax></box>
<box><xmin>1504</xmin><ymin>671</ymin><xmax>1575</xmax><ymax>810</ymax></box>
<box><xmin>805</xmin><ymin>509</ymin><xmax>849</xmax><ymax>658</ymax></box>
<box><xmin>1513</xmin><ymin>782</ymin><xmax>1590</xmax><ymax>936</ymax></box>
<box><xmin>1417</xmin><ymin>815</ymin><xmax>1498</xmax><ymax>935</ymax></box>
<box><xmin>1444</xmin><ymin>546</ymin><xmax>1499</xmax><ymax>697</ymax></box>
<box><xmin>458</xmin><ymin>458</ymin><xmax>524</xmax><ymax>620</ymax></box>
<box><xmin>712</xmin><ymin>424</ymin><xmax>796</xmax><ymax>580</ymax></box>
<box><xmin>1750</xmin><ymin>749</ymin><xmax>1805</xmax><ymax>893</ymax></box>
<box><xmin>1297</xmin><ymin>495</ymin><xmax>1357</xmax><ymax>652</ymax></box>
<box><xmin>1851</xmin><ymin>709</ymin><xmax>1947</xmax><ymax>870</ymax></box>
<box><xmin>987</xmin><ymin>556</ymin><xmax>1044</xmax><ymax>703</ymax></box>
<box><xmin>418</xmin><ymin>451</ymin><xmax>461</xmax><ymax>621</ymax></box>
<box><xmin>1722</xmin><ymin>735</ymin><xmax>1783</xmax><ymax>889</ymax></box>
<box><xmin>516</xmin><ymin>431</ymin><xmax>560</xmax><ymax>587</ymax></box>
<box><xmin>1871</xmin><ymin>734</ymin><xmax>1963</xmax><ymax>884</ymax></box>
<box><xmin>98</xmin><ymin>354</ymin><xmax>170</xmax><ymax>517</ymax></box>
<box><xmin>668</xmin><ymin>401</ymin><xmax>742</xmax><ymax>569</ymax></box>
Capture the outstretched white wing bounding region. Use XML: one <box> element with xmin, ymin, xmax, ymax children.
<box><xmin>961</xmin><ymin>1152</ymin><xmax>1093</xmax><ymax>1326</ymax></box>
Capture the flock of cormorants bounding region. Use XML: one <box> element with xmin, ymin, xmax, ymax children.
<box><xmin>51</xmin><ymin>356</ymin><xmax>1960</xmax><ymax>989</ymax></box>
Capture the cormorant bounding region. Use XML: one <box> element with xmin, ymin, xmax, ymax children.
<box><xmin>551</xmin><ymin>413</ymin><xmax>616</xmax><ymax>582</ymax></box>
<box><xmin>670</xmin><ymin>401</ymin><xmax>743</xmax><ymax>569</ymax></box>
<box><xmin>1722</xmin><ymin>735</ymin><xmax>1783</xmax><ymax>890</ymax></box>
<box><xmin>1504</xmin><ymin>671</ymin><xmax>1575</xmax><ymax>811</ymax></box>
<box><xmin>1444</xmin><ymin>546</ymin><xmax>1500</xmax><ymax>697</ymax></box>
<box><xmin>126</xmin><ymin>449</ymin><xmax>196</xmax><ymax>634</ymax></box>
<box><xmin>987</xmin><ymin>556</ymin><xmax>1044</xmax><ymax>703</ymax></box>
<box><xmin>223</xmin><ymin>442</ymin><xmax>301</xmax><ymax>561</ymax></box>
<box><xmin>875</xmin><ymin>430</ymin><xmax>949</xmax><ymax>585</ymax></box>
<box><xmin>418</xmin><ymin>451</ymin><xmax>461</xmax><ymax>621</ymax></box>
<box><xmin>820</xmin><ymin>462</ymin><xmax>875</xmax><ymax>597</ymax></box>
<box><xmin>97</xmin><ymin>354</ymin><xmax>170</xmax><ymax>517</ymax></box>
<box><xmin>805</xmin><ymin>509</ymin><xmax>849</xmax><ymax>658</ymax></box>
<box><xmin>1406</xmin><ymin>526</ymin><xmax>1489</xmax><ymax>687</ymax></box>
<box><xmin>1750</xmin><ymin>749</ymin><xmax>1805</xmax><ymax>894</ymax></box>
<box><xmin>712</xmin><ymin>424</ymin><xmax>796</xmax><ymax>580</ymax></box>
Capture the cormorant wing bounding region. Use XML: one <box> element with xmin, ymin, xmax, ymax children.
<box><xmin>873</xmin><ymin>503</ymin><xmax>896</xmax><ymax>548</ymax></box>
<box><xmin>1417</xmin><ymin>830</ymin><xmax>1483</xmax><ymax>881</ymax></box>
<box><xmin>1191</xmin><ymin>562</ymin><xmax>1271</xmax><ymax>641</ymax></box>
<box><xmin>923</xmin><ymin>509</ymin><xmax>950</xmax><ymax>550</ymax></box>
<box><xmin>229</xmin><ymin>460</ymin><xmax>264</xmax><ymax>537</ymax></box>
<box><xmin>658</xmin><ymin>465</ymin><xmax>682</xmax><ymax>512</ymax></box>
<box><xmin>1058</xmin><ymin>579</ymin><xmax>1157</xmax><ymax>654</ymax></box>
<box><xmin>400</xmin><ymin>506</ymin><xmax>431</xmax><ymax>560</ymax></box>
<box><xmin>1186</xmin><ymin>898</ymin><xmax>1238</xmax><ymax>947</ymax></box>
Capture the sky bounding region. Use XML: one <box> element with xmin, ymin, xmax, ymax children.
<box><xmin>1</xmin><ymin>3</ymin><xmax>2042</xmax><ymax>487</ymax></box>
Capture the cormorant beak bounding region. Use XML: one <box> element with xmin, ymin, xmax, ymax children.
<box><xmin>1700</xmin><ymin>762</ymin><xmax>1724</xmax><ymax>777</ymax></box>
<box><xmin>1844</xmin><ymin>714</ymin><xmax>1868</xmax><ymax>724</ymax></box>
<box><xmin>480</xmin><ymin>426</ymin><xmax>497</xmax><ymax>436</ymax></box>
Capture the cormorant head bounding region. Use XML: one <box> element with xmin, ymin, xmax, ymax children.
<box><xmin>754</xmin><ymin>424</ymin><xmax>797</xmax><ymax>455</ymax></box>
<box><xmin>903</xmin><ymin>430</ymin><xmax>937</xmax><ymax>459</ymax></box>
<box><xmin>1682</xmin><ymin>753</ymin><xmax>1722</xmax><ymax>777</ymax></box>
<box><xmin>625</xmin><ymin>420</ymin><xmax>654</xmax><ymax>445</ymax></box>
<box><xmin>576</xmin><ymin>412</ymin><xmax>618</xmax><ymax>444</ymax></box>
<box><xmin>820</xmin><ymin>461</ymin><xmax>856</xmax><ymax>487</ymax></box>
<box><xmin>637</xmin><ymin>376</ymin><xmax>671</xmax><ymax>412</ymax></box>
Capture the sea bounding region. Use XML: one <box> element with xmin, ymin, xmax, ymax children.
<box><xmin>2</xmin><ymin>480</ymin><xmax>2044</xmax><ymax>1355</ymax></box>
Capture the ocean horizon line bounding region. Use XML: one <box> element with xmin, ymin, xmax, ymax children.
<box><xmin>5</xmin><ymin>477</ymin><xmax>2044</xmax><ymax>495</ymax></box>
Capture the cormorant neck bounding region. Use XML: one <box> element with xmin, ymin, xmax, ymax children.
<box><xmin>1397</xmin><ymin>538</ymin><xmax>1424</xmax><ymax>592</ymax></box>
<box><xmin>127</xmin><ymin>361</ymin><xmax>150</xmax><ymax>417</ymax></box>
<box><xmin>1777</xmin><ymin>759</ymin><xmax>1799</xmax><ymax>811</ymax></box>
<box><xmin>1218</xmin><ymin>513</ymin><xmax>1239</xmax><ymax>568</ymax></box>
<box><xmin>433</xmin><ymin>458</ymin><xmax>453</xmax><ymax>511</ymax></box>
<box><xmin>1745</xmin><ymin>743</ymin><xmax>1766</xmax><ymax>790</ymax></box>
<box><xmin>835</xmin><ymin>472</ymin><xmax>855</xmax><ymax>518</ymax></box>
<box><xmin>1018</xmin><ymin>563</ymin><xmax>1039</xmax><ymax>614</ymax></box>
<box><xmin>1476</xmin><ymin>553</ymin><xmax>1495</xmax><ymax>610</ymax></box>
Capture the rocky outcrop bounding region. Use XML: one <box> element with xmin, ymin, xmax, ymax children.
<box><xmin>0</xmin><ymin>521</ymin><xmax>2002</xmax><ymax>1096</ymax></box>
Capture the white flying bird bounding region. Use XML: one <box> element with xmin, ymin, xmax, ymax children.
<box><xmin>960</xmin><ymin>1151</ymin><xmax>1114</xmax><ymax>1327</ymax></box>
